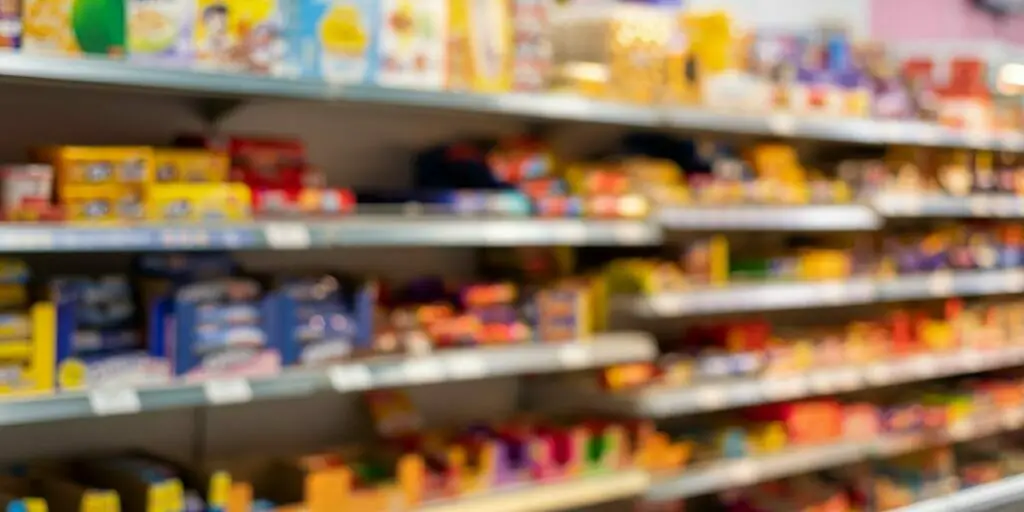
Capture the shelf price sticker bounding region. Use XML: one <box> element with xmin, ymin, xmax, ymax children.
<box><xmin>445</xmin><ymin>354</ymin><xmax>488</xmax><ymax>380</ymax></box>
<box><xmin>865</xmin><ymin>364</ymin><xmax>893</xmax><ymax>385</ymax></box>
<box><xmin>204</xmin><ymin>378</ymin><xmax>253</xmax><ymax>405</ymax></box>
<box><xmin>328</xmin><ymin>364</ymin><xmax>373</xmax><ymax>392</ymax></box>
<box><xmin>263</xmin><ymin>223</ymin><xmax>312</xmax><ymax>249</ymax></box>
<box><xmin>767</xmin><ymin>114</ymin><xmax>796</xmax><ymax>136</ymax></box>
<box><xmin>89</xmin><ymin>387</ymin><xmax>142</xmax><ymax>416</ymax></box>
<box><xmin>765</xmin><ymin>377</ymin><xmax>807</xmax><ymax>400</ymax></box>
<box><xmin>402</xmin><ymin>359</ymin><xmax>445</xmax><ymax>384</ymax></box>
<box><xmin>962</xmin><ymin>350</ymin><xmax>984</xmax><ymax>371</ymax></box>
<box><xmin>727</xmin><ymin>460</ymin><xmax>760</xmax><ymax>486</ymax></box>
<box><xmin>558</xmin><ymin>344</ymin><xmax>592</xmax><ymax>369</ymax></box>
<box><xmin>969</xmin><ymin>196</ymin><xmax>990</xmax><ymax>217</ymax></box>
<box><xmin>695</xmin><ymin>386</ymin><xmax>726</xmax><ymax>410</ymax></box>
<box><xmin>1006</xmin><ymin>270</ymin><xmax>1024</xmax><ymax>292</ymax></box>
<box><xmin>928</xmin><ymin>271</ymin><xmax>954</xmax><ymax>297</ymax></box>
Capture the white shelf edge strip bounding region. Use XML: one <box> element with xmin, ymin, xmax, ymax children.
<box><xmin>419</xmin><ymin>471</ymin><xmax>650</xmax><ymax>512</ymax></box>
<box><xmin>638</xmin><ymin>346</ymin><xmax>1024</xmax><ymax>417</ymax></box>
<box><xmin>626</xmin><ymin>269</ymin><xmax>1024</xmax><ymax>318</ymax></box>
<box><xmin>0</xmin><ymin>333</ymin><xmax>656</xmax><ymax>426</ymax></box>
<box><xmin>895</xmin><ymin>473</ymin><xmax>1024</xmax><ymax>512</ymax></box>
<box><xmin>646</xmin><ymin>408</ymin><xmax>1023</xmax><ymax>501</ymax></box>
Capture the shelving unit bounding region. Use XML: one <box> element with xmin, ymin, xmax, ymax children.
<box><xmin>2</xmin><ymin>5</ymin><xmax>1024</xmax><ymax>512</ymax></box>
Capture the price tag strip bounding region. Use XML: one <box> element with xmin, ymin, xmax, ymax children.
<box><xmin>328</xmin><ymin>364</ymin><xmax>373</xmax><ymax>392</ymax></box>
<box><xmin>204</xmin><ymin>378</ymin><xmax>253</xmax><ymax>405</ymax></box>
<box><xmin>89</xmin><ymin>387</ymin><xmax>142</xmax><ymax>416</ymax></box>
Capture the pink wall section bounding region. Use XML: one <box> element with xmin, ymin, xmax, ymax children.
<box><xmin>870</xmin><ymin>0</ymin><xmax>1024</xmax><ymax>44</ymax></box>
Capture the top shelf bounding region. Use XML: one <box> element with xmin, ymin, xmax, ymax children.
<box><xmin>3</xmin><ymin>53</ymin><xmax>1022</xmax><ymax>150</ymax></box>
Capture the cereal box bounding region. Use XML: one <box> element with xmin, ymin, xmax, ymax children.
<box><xmin>23</xmin><ymin>0</ymin><xmax>126</xmax><ymax>56</ymax></box>
<box><xmin>375</xmin><ymin>0</ymin><xmax>447</xmax><ymax>89</ymax></box>
<box><xmin>0</xmin><ymin>0</ymin><xmax>21</xmax><ymax>49</ymax></box>
<box><xmin>127</xmin><ymin>0</ymin><xmax>195</xmax><ymax>65</ymax></box>
<box><xmin>195</xmin><ymin>0</ymin><xmax>295</xmax><ymax>76</ymax></box>
<box><xmin>296</xmin><ymin>0</ymin><xmax>379</xmax><ymax>83</ymax></box>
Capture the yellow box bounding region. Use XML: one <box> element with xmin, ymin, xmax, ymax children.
<box><xmin>145</xmin><ymin>183</ymin><xmax>251</xmax><ymax>222</ymax></box>
<box><xmin>38</xmin><ymin>146</ymin><xmax>155</xmax><ymax>187</ymax></box>
<box><xmin>0</xmin><ymin>302</ymin><xmax>56</xmax><ymax>397</ymax></box>
<box><xmin>154</xmin><ymin>150</ymin><xmax>230</xmax><ymax>183</ymax></box>
<box><xmin>61</xmin><ymin>184</ymin><xmax>145</xmax><ymax>221</ymax></box>
<box><xmin>449</xmin><ymin>0</ymin><xmax>513</xmax><ymax>93</ymax></box>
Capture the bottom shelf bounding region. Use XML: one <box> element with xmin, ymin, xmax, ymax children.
<box><xmin>896</xmin><ymin>473</ymin><xmax>1024</xmax><ymax>512</ymax></box>
<box><xmin>420</xmin><ymin>471</ymin><xmax>650</xmax><ymax>512</ymax></box>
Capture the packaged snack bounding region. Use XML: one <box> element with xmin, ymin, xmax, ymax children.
<box><xmin>160</xmin><ymin>278</ymin><xmax>280</xmax><ymax>380</ymax></box>
<box><xmin>448</xmin><ymin>0</ymin><xmax>512</xmax><ymax>92</ymax></box>
<box><xmin>375</xmin><ymin>0</ymin><xmax>448</xmax><ymax>89</ymax></box>
<box><xmin>37</xmin><ymin>146</ymin><xmax>155</xmax><ymax>187</ymax></box>
<box><xmin>0</xmin><ymin>260</ymin><xmax>55</xmax><ymax>396</ymax></box>
<box><xmin>144</xmin><ymin>183</ymin><xmax>251</xmax><ymax>221</ymax></box>
<box><xmin>274</xmin><ymin>274</ymin><xmax>375</xmax><ymax>366</ymax></box>
<box><xmin>153</xmin><ymin>149</ymin><xmax>228</xmax><ymax>182</ymax></box>
<box><xmin>23</xmin><ymin>0</ymin><xmax>126</xmax><ymax>55</ymax></box>
<box><xmin>195</xmin><ymin>0</ymin><xmax>293</xmax><ymax>76</ymax></box>
<box><xmin>52</xmin><ymin>275</ymin><xmax>170</xmax><ymax>389</ymax></box>
<box><xmin>296</xmin><ymin>0</ymin><xmax>379</xmax><ymax>83</ymax></box>
<box><xmin>0</xmin><ymin>0</ymin><xmax>21</xmax><ymax>48</ymax></box>
<box><xmin>0</xmin><ymin>164</ymin><xmax>60</xmax><ymax>221</ymax></box>
<box><xmin>127</xmin><ymin>0</ymin><xmax>195</xmax><ymax>65</ymax></box>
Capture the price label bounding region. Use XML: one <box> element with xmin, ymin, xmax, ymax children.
<box><xmin>727</xmin><ymin>460</ymin><xmax>760</xmax><ymax>486</ymax></box>
<box><xmin>558</xmin><ymin>344</ymin><xmax>592</xmax><ymax>369</ymax></box>
<box><xmin>483</xmin><ymin>223</ymin><xmax>523</xmax><ymax>246</ymax></box>
<box><xmin>446</xmin><ymin>354</ymin><xmax>487</xmax><ymax>380</ymax></box>
<box><xmin>928</xmin><ymin>271</ymin><xmax>955</xmax><ymax>297</ymax></box>
<box><xmin>264</xmin><ymin>223</ymin><xmax>312</xmax><ymax>249</ymax></box>
<box><xmin>865</xmin><ymin>364</ymin><xmax>893</xmax><ymax>385</ymax></box>
<box><xmin>615</xmin><ymin>224</ymin><xmax>654</xmax><ymax>245</ymax></box>
<box><xmin>883</xmin><ymin>122</ymin><xmax>904</xmax><ymax>143</ymax></box>
<box><xmin>89</xmin><ymin>388</ymin><xmax>142</xmax><ymax>416</ymax></box>
<box><xmin>969</xmin><ymin>197</ymin><xmax>990</xmax><ymax>217</ymax></box>
<box><xmin>767</xmin><ymin>114</ymin><xmax>797</xmax><ymax>136</ymax></box>
<box><xmin>556</xmin><ymin>223</ymin><xmax>589</xmax><ymax>245</ymax></box>
<box><xmin>808</xmin><ymin>373</ymin><xmax>835</xmax><ymax>393</ymax></box>
<box><xmin>1004</xmin><ymin>409</ymin><xmax>1024</xmax><ymax>429</ymax></box>
<box><xmin>962</xmin><ymin>351</ymin><xmax>984</xmax><ymax>371</ymax></box>
<box><xmin>949</xmin><ymin>420</ymin><xmax>975</xmax><ymax>441</ymax></box>
<box><xmin>1006</xmin><ymin>270</ymin><xmax>1024</xmax><ymax>292</ymax></box>
<box><xmin>695</xmin><ymin>386</ymin><xmax>726</xmax><ymax>410</ymax></box>
<box><xmin>821</xmin><ymin>284</ymin><xmax>848</xmax><ymax>305</ymax></box>
<box><xmin>402</xmin><ymin>359</ymin><xmax>445</xmax><ymax>384</ymax></box>
<box><xmin>766</xmin><ymin>377</ymin><xmax>807</xmax><ymax>400</ymax></box>
<box><xmin>833</xmin><ymin>368</ymin><xmax>862</xmax><ymax>391</ymax></box>
<box><xmin>204</xmin><ymin>378</ymin><xmax>253</xmax><ymax>405</ymax></box>
<box><xmin>911</xmin><ymin>356</ymin><xmax>936</xmax><ymax>378</ymax></box>
<box><xmin>328</xmin><ymin>365</ymin><xmax>373</xmax><ymax>392</ymax></box>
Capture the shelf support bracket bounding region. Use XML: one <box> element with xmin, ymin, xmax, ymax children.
<box><xmin>193</xmin><ymin>98</ymin><xmax>245</xmax><ymax>126</ymax></box>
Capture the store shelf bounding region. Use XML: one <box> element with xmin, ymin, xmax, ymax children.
<box><xmin>1</xmin><ymin>53</ymin><xmax>1022</xmax><ymax>149</ymax></box>
<box><xmin>0</xmin><ymin>333</ymin><xmax>655</xmax><ymax>426</ymax></box>
<box><xmin>895</xmin><ymin>473</ymin><xmax>1024</xmax><ymax>512</ymax></box>
<box><xmin>621</xmin><ymin>269</ymin><xmax>1024</xmax><ymax>318</ymax></box>
<box><xmin>875</xmin><ymin>194</ymin><xmax>1024</xmax><ymax>218</ymax></box>
<box><xmin>662</xmin><ymin>108</ymin><xmax>1024</xmax><ymax>150</ymax></box>
<box><xmin>419</xmin><ymin>471</ymin><xmax>651</xmax><ymax>512</ymax></box>
<box><xmin>0</xmin><ymin>218</ymin><xmax>661</xmax><ymax>252</ymax></box>
<box><xmin>631</xmin><ymin>347</ymin><xmax>1024</xmax><ymax>418</ymax></box>
<box><xmin>0</xmin><ymin>53</ymin><xmax>660</xmax><ymax>125</ymax></box>
<box><xmin>658</xmin><ymin>205</ymin><xmax>882</xmax><ymax>231</ymax></box>
<box><xmin>646</xmin><ymin>407</ymin><xmax>1024</xmax><ymax>501</ymax></box>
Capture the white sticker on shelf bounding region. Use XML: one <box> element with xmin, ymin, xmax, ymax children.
<box><xmin>263</xmin><ymin>223</ymin><xmax>312</xmax><ymax>249</ymax></box>
<box><xmin>834</xmin><ymin>368</ymin><xmax>862</xmax><ymax>390</ymax></box>
<box><xmin>203</xmin><ymin>378</ymin><xmax>253</xmax><ymax>405</ymax></box>
<box><xmin>1006</xmin><ymin>270</ymin><xmax>1024</xmax><ymax>292</ymax></box>
<box><xmin>766</xmin><ymin>377</ymin><xmax>807</xmax><ymax>400</ymax></box>
<box><xmin>808</xmin><ymin>373</ymin><xmax>835</xmax><ymax>393</ymax></box>
<box><xmin>556</xmin><ymin>223</ymin><xmax>589</xmax><ymax>244</ymax></box>
<box><xmin>558</xmin><ymin>344</ymin><xmax>592</xmax><ymax>369</ymax></box>
<box><xmin>767</xmin><ymin>114</ymin><xmax>796</xmax><ymax>136</ymax></box>
<box><xmin>928</xmin><ymin>271</ymin><xmax>955</xmax><ymax>297</ymax></box>
<box><xmin>1004</xmin><ymin>409</ymin><xmax>1024</xmax><ymax>429</ymax></box>
<box><xmin>962</xmin><ymin>350</ymin><xmax>984</xmax><ymax>371</ymax></box>
<box><xmin>615</xmin><ymin>224</ymin><xmax>653</xmax><ymax>245</ymax></box>
<box><xmin>911</xmin><ymin>356</ymin><xmax>936</xmax><ymax>378</ymax></box>
<box><xmin>446</xmin><ymin>354</ymin><xmax>488</xmax><ymax>380</ymax></box>
<box><xmin>483</xmin><ymin>223</ymin><xmax>524</xmax><ymax>245</ymax></box>
<box><xmin>89</xmin><ymin>388</ymin><xmax>142</xmax><ymax>416</ymax></box>
<box><xmin>695</xmin><ymin>386</ymin><xmax>727</xmax><ymax>410</ymax></box>
<box><xmin>328</xmin><ymin>364</ymin><xmax>373</xmax><ymax>392</ymax></box>
<box><xmin>727</xmin><ymin>460</ymin><xmax>760</xmax><ymax>486</ymax></box>
<box><xmin>950</xmin><ymin>420</ymin><xmax>975</xmax><ymax>441</ymax></box>
<box><xmin>969</xmin><ymin>196</ymin><xmax>990</xmax><ymax>216</ymax></box>
<box><xmin>865</xmin><ymin>364</ymin><xmax>893</xmax><ymax>385</ymax></box>
<box><xmin>402</xmin><ymin>359</ymin><xmax>446</xmax><ymax>384</ymax></box>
